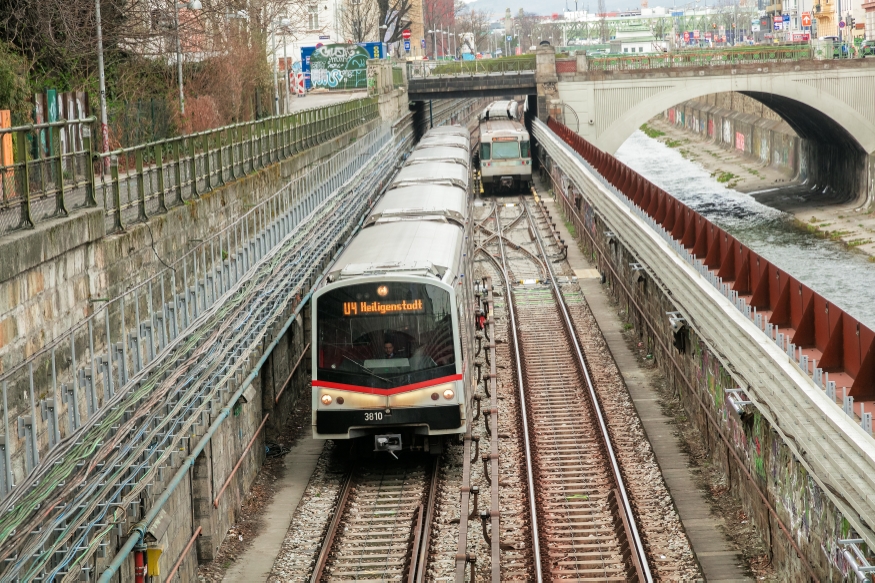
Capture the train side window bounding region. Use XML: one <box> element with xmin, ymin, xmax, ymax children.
<box><xmin>480</xmin><ymin>143</ymin><xmax>491</xmax><ymax>160</ymax></box>
<box><xmin>521</xmin><ymin>141</ymin><xmax>530</xmax><ymax>158</ymax></box>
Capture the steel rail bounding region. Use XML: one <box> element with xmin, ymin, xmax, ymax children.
<box><xmin>492</xmin><ymin>203</ymin><xmax>543</xmax><ymax>583</ymax></box>
<box><xmin>524</xmin><ymin>191</ymin><xmax>653</xmax><ymax>581</ymax></box>
<box><xmin>411</xmin><ymin>456</ymin><xmax>441</xmax><ymax>583</ymax></box>
<box><xmin>540</xmin><ymin>143</ymin><xmax>822</xmax><ymax>581</ymax></box>
<box><xmin>309</xmin><ymin>468</ymin><xmax>355</xmax><ymax>583</ymax></box>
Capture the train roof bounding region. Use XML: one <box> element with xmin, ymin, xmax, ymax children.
<box><xmin>407</xmin><ymin>146</ymin><xmax>468</xmax><ymax>166</ymax></box>
<box><xmin>390</xmin><ymin>162</ymin><xmax>468</xmax><ymax>190</ymax></box>
<box><xmin>482</xmin><ymin>100</ymin><xmax>518</xmax><ymax>120</ymax></box>
<box><xmin>327</xmin><ymin>221</ymin><xmax>464</xmax><ymax>284</ymax></box>
<box><xmin>426</xmin><ymin>125</ymin><xmax>469</xmax><ymax>138</ymax></box>
<box><xmin>366</xmin><ymin>185</ymin><xmax>468</xmax><ymax>227</ymax></box>
<box><xmin>481</xmin><ymin>119</ymin><xmax>528</xmax><ymax>138</ymax></box>
<box><xmin>417</xmin><ymin>134</ymin><xmax>470</xmax><ymax>151</ymax></box>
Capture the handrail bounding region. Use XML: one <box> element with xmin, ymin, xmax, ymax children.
<box><xmin>0</xmin><ymin>97</ymin><xmax>379</xmax><ymax>236</ymax></box>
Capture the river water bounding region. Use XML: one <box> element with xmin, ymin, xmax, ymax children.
<box><xmin>615</xmin><ymin>130</ymin><xmax>875</xmax><ymax>328</ymax></box>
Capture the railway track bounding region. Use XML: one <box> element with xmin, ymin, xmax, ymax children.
<box><xmin>310</xmin><ymin>456</ymin><xmax>439</xmax><ymax>583</ymax></box>
<box><xmin>480</xmin><ymin>192</ymin><xmax>652</xmax><ymax>582</ymax></box>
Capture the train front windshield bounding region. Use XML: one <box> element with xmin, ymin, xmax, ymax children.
<box><xmin>317</xmin><ymin>282</ymin><xmax>457</xmax><ymax>389</ymax></box>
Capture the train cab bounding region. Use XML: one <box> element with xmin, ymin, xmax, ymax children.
<box><xmin>311</xmin><ymin>184</ymin><xmax>472</xmax><ymax>453</ymax></box>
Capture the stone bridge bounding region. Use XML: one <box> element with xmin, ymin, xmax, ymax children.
<box><xmin>409</xmin><ymin>48</ymin><xmax>875</xmax><ymax>207</ymax></box>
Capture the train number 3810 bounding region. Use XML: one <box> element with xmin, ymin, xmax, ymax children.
<box><xmin>364</xmin><ymin>412</ymin><xmax>384</xmax><ymax>421</ymax></box>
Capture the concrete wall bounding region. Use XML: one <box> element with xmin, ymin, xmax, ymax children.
<box><xmin>543</xmin><ymin>160</ymin><xmax>858</xmax><ymax>582</ymax></box>
<box><xmin>662</xmin><ymin>95</ymin><xmax>800</xmax><ymax>177</ymax></box>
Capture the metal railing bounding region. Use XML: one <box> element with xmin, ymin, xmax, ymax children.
<box><xmin>0</xmin><ymin>118</ymin><xmax>97</xmax><ymax>234</ymax></box>
<box><xmin>0</xmin><ymin>97</ymin><xmax>379</xmax><ymax>236</ymax></box>
<box><xmin>392</xmin><ymin>66</ymin><xmax>405</xmax><ymax>88</ymax></box>
<box><xmin>407</xmin><ymin>56</ymin><xmax>537</xmax><ymax>79</ymax></box>
<box><xmin>586</xmin><ymin>43</ymin><xmax>814</xmax><ymax>71</ymax></box>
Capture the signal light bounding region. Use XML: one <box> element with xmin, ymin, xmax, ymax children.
<box><xmin>443</xmin><ymin>389</ymin><xmax>455</xmax><ymax>400</ymax></box>
<box><xmin>321</xmin><ymin>394</ymin><xmax>332</xmax><ymax>405</ymax></box>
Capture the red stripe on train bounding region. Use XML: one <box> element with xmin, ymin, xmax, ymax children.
<box><xmin>312</xmin><ymin>374</ymin><xmax>463</xmax><ymax>396</ymax></box>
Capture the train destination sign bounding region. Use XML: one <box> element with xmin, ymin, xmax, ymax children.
<box><xmin>343</xmin><ymin>299</ymin><xmax>425</xmax><ymax>316</ymax></box>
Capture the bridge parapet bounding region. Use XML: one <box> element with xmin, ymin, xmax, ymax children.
<box><xmin>559</xmin><ymin>51</ymin><xmax>875</xmax><ymax>81</ymax></box>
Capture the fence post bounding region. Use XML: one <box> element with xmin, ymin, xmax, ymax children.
<box><xmin>216</xmin><ymin>129</ymin><xmax>225</xmax><ymax>187</ymax></box>
<box><xmin>203</xmin><ymin>133</ymin><xmax>211</xmax><ymax>192</ymax></box>
<box><xmin>15</xmin><ymin>128</ymin><xmax>34</xmax><ymax>229</ymax></box>
<box><xmin>155</xmin><ymin>143</ymin><xmax>167</xmax><ymax>213</ymax></box>
<box><xmin>189</xmin><ymin>136</ymin><xmax>199</xmax><ymax>198</ymax></box>
<box><xmin>228</xmin><ymin>126</ymin><xmax>237</xmax><ymax>181</ymax></box>
<box><xmin>174</xmin><ymin>139</ymin><xmax>183</xmax><ymax>205</ymax></box>
<box><xmin>136</xmin><ymin>148</ymin><xmax>147</xmax><ymax>222</ymax></box>
<box><xmin>53</xmin><ymin>125</ymin><xmax>69</xmax><ymax>217</ymax></box>
<box><xmin>110</xmin><ymin>156</ymin><xmax>124</xmax><ymax>233</ymax></box>
<box><xmin>83</xmin><ymin>125</ymin><xmax>97</xmax><ymax>207</ymax></box>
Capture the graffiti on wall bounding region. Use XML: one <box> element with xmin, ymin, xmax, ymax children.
<box><xmin>309</xmin><ymin>44</ymin><xmax>370</xmax><ymax>90</ymax></box>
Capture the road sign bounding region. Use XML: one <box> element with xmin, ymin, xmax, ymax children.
<box><xmin>421</xmin><ymin>38</ymin><xmax>426</xmax><ymax>48</ymax></box>
<box><xmin>404</xmin><ymin>40</ymin><xmax>411</xmax><ymax>51</ymax></box>
<box><xmin>683</xmin><ymin>31</ymin><xmax>690</xmax><ymax>42</ymax></box>
<box><xmin>693</xmin><ymin>30</ymin><xmax>700</xmax><ymax>39</ymax></box>
<box><xmin>801</xmin><ymin>12</ymin><xmax>811</xmax><ymax>26</ymax></box>
<box><xmin>782</xmin><ymin>13</ymin><xmax>790</xmax><ymax>22</ymax></box>
<box><xmin>507</xmin><ymin>35</ymin><xmax>513</xmax><ymax>41</ymax></box>
<box><xmin>839</xmin><ymin>20</ymin><xmax>846</xmax><ymax>28</ymax></box>
<box><xmin>402</xmin><ymin>29</ymin><xmax>411</xmax><ymax>39</ymax></box>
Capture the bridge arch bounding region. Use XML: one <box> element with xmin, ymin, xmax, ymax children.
<box><xmin>577</xmin><ymin>76</ymin><xmax>875</xmax><ymax>155</ymax></box>
<box><xmin>558</xmin><ymin>68</ymin><xmax>875</xmax><ymax>205</ymax></box>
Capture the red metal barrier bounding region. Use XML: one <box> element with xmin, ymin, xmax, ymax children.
<box><xmin>547</xmin><ymin>117</ymin><xmax>875</xmax><ymax>402</ymax></box>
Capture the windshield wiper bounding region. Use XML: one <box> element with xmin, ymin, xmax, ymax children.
<box><xmin>342</xmin><ymin>355</ymin><xmax>391</xmax><ymax>383</ymax></box>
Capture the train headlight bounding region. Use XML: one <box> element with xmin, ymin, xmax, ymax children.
<box><xmin>321</xmin><ymin>394</ymin><xmax>332</xmax><ymax>405</ymax></box>
<box><xmin>443</xmin><ymin>389</ymin><xmax>455</xmax><ymax>400</ymax></box>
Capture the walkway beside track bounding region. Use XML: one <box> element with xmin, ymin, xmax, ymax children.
<box><xmin>538</xmin><ymin>180</ymin><xmax>750</xmax><ymax>581</ymax></box>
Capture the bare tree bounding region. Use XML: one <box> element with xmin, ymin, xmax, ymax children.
<box><xmin>376</xmin><ymin>0</ymin><xmax>414</xmax><ymax>43</ymax></box>
<box><xmin>597</xmin><ymin>0</ymin><xmax>609</xmax><ymax>43</ymax></box>
<box><xmin>456</xmin><ymin>7</ymin><xmax>492</xmax><ymax>52</ymax></box>
<box><xmin>341</xmin><ymin>0</ymin><xmax>379</xmax><ymax>42</ymax></box>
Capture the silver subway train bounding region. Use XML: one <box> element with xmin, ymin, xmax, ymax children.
<box><xmin>478</xmin><ymin>100</ymin><xmax>532</xmax><ymax>194</ymax></box>
<box><xmin>311</xmin><ymin>125</ymin><xmax>474</xmax><ymax>454</ymax></box>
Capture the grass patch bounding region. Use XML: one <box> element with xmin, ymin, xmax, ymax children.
<box><xmin>664</xmin><ymin>138</ymin><xmax>683</xmax><ymax>148</ymax></box>
<box><xmin>640</xmin><ymin>123</ymin><xmax>665</xmax><ymax>138</ymax></box>
<box><xmin>564</xmin><ymin>219</ymin><xmax>577</xmax><ymax>239</ymax></box>
<box><xmin>711</xmin><ymin>170</ymin><xmax>737</xmax><ymax>183</ymax></box>
<box><xmin>848</xmin><ymin>238</ymin><xmax>873</xmax><ymax>248</ymax></box>
<box><xmin>746</xmin><ymin>168</ymin><xmax>762</xmax><ymax>177</ymax></box>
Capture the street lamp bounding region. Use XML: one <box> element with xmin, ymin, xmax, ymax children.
<box><xmin>428</xmin><ymin>29</ymin><xmax>438</xmax><ymax>59</ymax></box>
<box><xmin>271</xmin><ymin>17</ymin><xmax>291</xmax><ymax>116</ymax></box>
<box><xmin>95</xmin><ymin>0</ymin><xmax>200</xmax><ymax>169</ymax></box>
<box><xmin>449</xmin><ymin>31</ymin><xmax>456</xmax><ymax>59</ymax></box>
<box><xmin>174</xmin><ymin>0</ymin><xmax>203</xmax><ymax>116</ymax></box>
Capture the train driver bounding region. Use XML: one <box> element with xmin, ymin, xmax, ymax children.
<box><xmin>383</xmin><ymin>340</ymin><xmax>396</xmax><ymax>359</ymax></box>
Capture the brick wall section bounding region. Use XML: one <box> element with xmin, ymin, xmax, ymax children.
<box><xmin>556</xmin><ymin>59</ymin><xmax>577</xmax><ymax>74</ymax></box>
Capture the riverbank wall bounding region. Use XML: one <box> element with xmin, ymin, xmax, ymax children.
<box><xmin>661</xmin><ymin>93</ymin><xmax>800</xmax><ymax>180</ymax></box>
